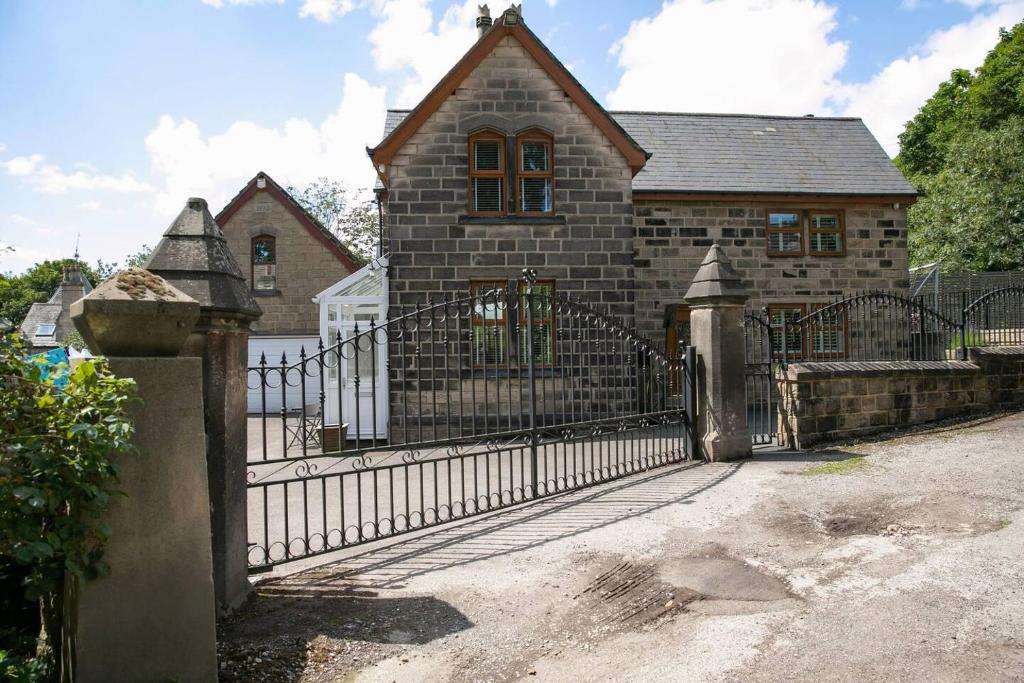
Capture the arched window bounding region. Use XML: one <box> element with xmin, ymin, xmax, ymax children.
<box><xmin>516</xmin><ymin>129</ymin><xmax>554</xmax><ymax>215</ymax></box>
<box><xmin>252</xmin><ymin>235</ymin><xmax>277</xmax><ymax>291</ymax></box>
<box><xmin>468</xmin><ymin>130</ymin><xmax>506</xmax><ymax>215</ymax></box>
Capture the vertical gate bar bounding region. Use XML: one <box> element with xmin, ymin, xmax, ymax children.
<box><xmin>370</xmin><ymin>320</ymin><xmax>379</xmax><ymax>449</ymax></box>
<box><xmin>524</xmin><ymin>270</ymin><xmax>539</xmax><ymax>498</ymax></box>
<box><xmin>456</xmin><ymin>307</ymin><xmax>466</xmax><ymax>439</ymax></box>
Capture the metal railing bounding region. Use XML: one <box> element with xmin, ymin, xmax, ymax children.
<box><xmin>245</xmin><ymin>270</ymin><xmax>697</xmax><ymax>570</ymax></box>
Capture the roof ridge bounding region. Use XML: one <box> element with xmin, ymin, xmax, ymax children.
<box><xmin>608</xmin><ymin>110</ymin><xmax>863</xmax><ymax>121</ymax></box>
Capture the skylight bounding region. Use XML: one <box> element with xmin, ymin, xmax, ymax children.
<box><xmin>35</xmin><ymin>323</ymin><xmax>56</xmax><ymax>337</ymax></box>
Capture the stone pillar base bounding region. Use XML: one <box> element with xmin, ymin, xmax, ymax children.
<box><xmin>703</xmin><ymin>429</ymin><xmax>753</xmax><ymax>462</ymax></box>
<box><xmin>69</xmin><ymin>357</ymin><xmax>217</xmax><ymax>682</ymax></box>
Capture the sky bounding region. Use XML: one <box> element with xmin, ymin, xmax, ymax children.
<box><xmin>1</xmin><ymin>0</ymin><xmax>1022</xmax><ymax>275</ymax></box>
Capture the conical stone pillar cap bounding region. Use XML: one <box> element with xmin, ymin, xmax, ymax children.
<box><xmin>683</xmin><ymin>243</ymin><xmax>749</xmax><ymax>304</ymax></box>
<box><xmin>144</xmin><ymin>197</ymin><xmax>261</xmax><ymax>320</ymax></box>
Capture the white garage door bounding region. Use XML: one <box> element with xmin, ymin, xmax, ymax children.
<box><xmin>247</xmin><ymin>336</ymin><xmax>320</xmax><ymax>415</ymax></box>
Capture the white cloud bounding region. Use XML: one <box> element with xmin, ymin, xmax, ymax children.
<box><xmin>1</xmin><ymin>154</ymin><xmax>155</xmax><ymax>194</ymax></box>
<box><xmin>79</xmin><ymin>200</ymin><xmax>102</xmax><ymax>211</ymax></box>
<box><xmin>299</xmin><ymin>0</ymin><xmax>359</xmax><ymax>22</ymax></box>
<box><xmin>837</xmin><ymin>0</ymin><xmax>1024</xmax><ymax>154</ymax></box>
<box><xmin>607</xmin><ymin>0</ymin><xmax>848</xmax><ymax>116</ymax></box>
<box><xmin>607</xmin><ymin>0</ymin><xmax>1024</xmax><ymax>157</ymax></box>
<box><xmin>9</xmin><ymin>213</ymin><xmax>35</xmax><ymax>225</ymax></box>
<box><xmin>201</xmin><ymin>0</ymin><xmax>284</xmax><ymax>7</ymax></box>
<box><xmin>367</xmin><ymin>0</ymin><xmax>514</xmax><ymax>107</ymax></box>
<box><xmin>144</xmin><ymin>72</ymin><xmax>386</xmax><ymax>217</ymax></box>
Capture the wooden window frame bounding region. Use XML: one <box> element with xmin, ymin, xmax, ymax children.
<box><xmin>808</xmin><ymin>210</ymin><xmax>846</xmax><ymax>257</ymax></box>
<box><xmin>515</xmin><ymin>129</ymin><xmax>555</xmax><ymax>216</ymax></box>
<box><xmin>467</xmin><ymin>130</ymin><xmax>507</xmax><ymax>217</ymax></box>
<box><xmin>767</xmin><ymin>303</ymin><xmax>807</xmax><ymax>359</ymax></box>
<box><xmin>518</xmin><ymin>279</ymin><xmax>557</xmax><ymax>367</ymax></box>
<box><xmin>766</xmin><ymin>209</ymin><xmax>805</xmax><ymax>257</ymax></box>
<box><xmin>251</xmin><ymin>234</ymin><xmax>277</xmax><ymax>292</ymax></box>
<box><xmin>470</xmin><ymin>279</ymin><xmax>510</xmax><ymax>367</ymax></box>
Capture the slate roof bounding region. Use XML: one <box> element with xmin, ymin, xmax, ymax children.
<box><xmin>18</xmin><ymin>267</ymin><xmax>93</xmax><ymax>348</ymax></box>
<box><xmin>379</xmin><ymin>109</ymin><xmax>916</xmax><ymax>196</ymax></box>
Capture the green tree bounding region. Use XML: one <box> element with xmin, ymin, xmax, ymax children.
<box><xmin>908</xmin><ymin>117</ymin><xmax>1024</xmax><ymax>271</ymax></box>
<box><xmin>897</xmin><ymin>20</ymin><xmax>1024</xmax><ymax>270</ymax></box>
<box><xmin>287</xmin><ymin>178</ymin><xmax>379</xmax><ymax>264</ymax></box>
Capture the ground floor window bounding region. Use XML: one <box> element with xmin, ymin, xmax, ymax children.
<box><xmin>808</xmin><ymin>304</ymin><xmax>847</xmax><ymax>358</ymax></box>
<box><xmin>767</xmin><ymin>304</ymin><xmax>806</xmax><ymax>358</ymax></box>
<box><xmin>470</xmin><ymin>279</ymin><xmax>556</xmax><ymax>367</ymax></box>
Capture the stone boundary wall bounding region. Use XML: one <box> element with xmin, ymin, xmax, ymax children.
<box><xmin>776</xmin><ymin>347</ymin><xmax>1024</xmax><ymax>448</ymax></box>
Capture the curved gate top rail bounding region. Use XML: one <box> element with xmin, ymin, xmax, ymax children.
<box><xmin>245</xmin><ymin>269</ymin><xmax>697</xmax><ymax>571</ymax></box>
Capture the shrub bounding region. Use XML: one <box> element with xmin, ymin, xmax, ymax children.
<box><xmin>0</xmin><ymin>334</ymin><xmax>137</xmax><ymax>677</ymax></box>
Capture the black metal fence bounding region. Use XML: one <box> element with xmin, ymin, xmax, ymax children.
<box><xmin>774</xmin><ymin>288</ymin><xmax>1024</xmax><ymax>363</ymax></box>
<box><xmin>743</xmin><ymin>313</ymin><xmax>777</xmax><ymax>445</ymax></box>
<box><xmin>245</xmin><ymin>271</ymin><xmax>697</xmax><ymax>571</ymax></box>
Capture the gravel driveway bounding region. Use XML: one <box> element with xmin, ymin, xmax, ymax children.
<box><xmin>219</xmin><ymin>411</ymin><xmax>1024</xmax><ymax>682</ymax></box>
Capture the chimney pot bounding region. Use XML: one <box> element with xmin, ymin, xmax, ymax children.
<box><xmin>476</xmin><ymin>4</ymin><xmax>492</xmax><ymax>38</ymax></box>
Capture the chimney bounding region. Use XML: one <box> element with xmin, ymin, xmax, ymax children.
<box><xmin>476</xmin><ymin>4</ymin><xmax>492</xmax><ymax>39</ymax></box>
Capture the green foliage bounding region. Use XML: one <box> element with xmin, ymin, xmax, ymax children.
<box><xmin>908</xmin><ymin>117</ymin><xmax>1024</xmax><ymax>271</ymax></box>
<box><xmin>897</xmin><ymin>21</ymin><xmax>1024</xmax><ymax>271</ymax></box>
<box><xmin>949</xmin><ymin>330</ymin><xmax>990</xmax><ymax>350</ymax></box>
<box><xmin>288</xmin><ymin>178</ymin><xmax>378</xmax><ymax>264</ymax></box>
<box><xmin>0</xmin><ymin>334</ymin><xmax>138</xmax><ymax>673</ymax></box>
<box><xmin>60</xmin><ymin>330</ymin><xmax>87</xmax><ymax>353</ymax></box>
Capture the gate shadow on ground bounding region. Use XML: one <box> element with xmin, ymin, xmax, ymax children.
<box><xmin>268</xmin><ymin>460</ymin><xmax>742</xmax><ymax>592</ymax></box>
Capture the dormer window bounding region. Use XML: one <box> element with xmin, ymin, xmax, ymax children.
<box><xmin>252</xmin><ymin>235</ymin><xmax>277</xmax><ymax>291</ymax></box>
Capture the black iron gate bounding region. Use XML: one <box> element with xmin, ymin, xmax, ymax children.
<box><xmin>245</xmin><ymin>271</ymin><xmax>697</xmax><ymax>571</ymax></box>
<box><xmin>744</xmin><ymin>312</ymin><xmax>777</xmax><ymax>445</ymax></box>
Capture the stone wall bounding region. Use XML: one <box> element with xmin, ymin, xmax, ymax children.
<box><xmin>776</xmin><ymin>347</ymin><xmax>1024</xmax><ymax>448</ymax></box>
<box><xmin>384</xmin><ymin>34</ymin><xmax>635</xmax><ymax>320</ymax></box>
<box><xmin>633</xmin><ymin>200</ymin><xmax>909</xmax><ymax>340</ymax></box>
<box><xmin>220</xmin><ymin>190</ymin><xmax>355</xmax><ymax>336</ymax></box>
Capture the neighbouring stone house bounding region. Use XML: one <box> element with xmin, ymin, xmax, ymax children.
<box><xmin>18</xmin><ymin>262</ymin><xmax>92</xmax><ymax>354</ymax></box>
<box><xmin>216</xmin><ymin>171</ymin><xmax>362</xmax><ymax>412</ymax></box>
<box><xmin>368</xmin><ymin>5</ymin><xmax>917</xmax><ymax>364</ymax></box>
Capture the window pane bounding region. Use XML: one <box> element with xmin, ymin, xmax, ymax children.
<box><xmin>253</xmin><ymin>239</ymin><xmax>275</xmax><ymax>263</ymax></box>
<box><xmin>812</xmin><ymin>214</ymin><xmax>839</xmax><ymax>229</ymax></box>
<box><xmin>473</xmin><ymin>177</ymin><xmax>503</xmax><ymax>213</ymax></box>
<box><xmin>344</xmin><ymin>341</ymin><xmax>375</xmax><ymax>380</ymax></box>
<box><xmin>474</xmin><ymin>141</ymin><xmax>502</xmax><ymax>171</ymax></box>
<box><xmin>473</xmin><ymin>326</ymin><xmax>506</xmax><ymax>365</ymax></box>
<box><xmin>768</xmin><ymin>212</ymin><xmax>800</xmax><ymax>228</ymax></box>
<box><xmin>35</xmin><ymin>323</ymin><xmax>56</xmax><ymax>337</ymax></box>
<box><xmin>520</xmin><ymin>323</ymin><xmax>553</xmax><ymax>365</ymax></box>
<box><xmin>811</xmin><ymin>232</ymin><xmax>843</xmax><ymax>253</ymax></box>
<box><xmin>768</xmin><ymin>232</ymin><xmax>802</xmax><ymax>253</ymax></box>
<box><xmin>521</xmin><ymin>142</ymin><xmax>549</xmax><ymax>172</ymax></box>
<box><xmin>769</xmin><ymin>307</ymin><xmax>803</xmax><ymax>355</ymax></box>
<box><xmin>473</xmin><ymin>295</ymin><xmax>505</xmax><ymax>321</ymax></box>
<box><xmin>253</xmin><ymin>264</ymin><xmax>276</xmax><ymax>291</ymax></box>
<box><xmin>520</xmin><ymin>177</ymin><xmax>552</xmax><ymax>213</ymax></box>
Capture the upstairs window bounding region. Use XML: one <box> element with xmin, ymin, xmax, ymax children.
<box><xmin>469</xmin><ymin>131</ymin><xmax>506</xmax><ymax>215</ymax></box>
<box><xmin>517</xmin><ymin>131</ymin><xmax>554</xmax><ymax>214</ymax></box>
<box><xmin>252</xmin><ymin>235</ymin><xmax>277</xmax><ymax>291</ymax></box>
<box><xmin>766</xmin><ymin>211</ymin><xmax>803</xmax><ymax>256</ymax></box>
<box><xmin>809</xmin><ymin>211</ymin><xmax>845</xmax><ymax>256</ymax></box>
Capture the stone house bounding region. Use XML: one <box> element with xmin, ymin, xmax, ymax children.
<box><xmin>18</xmin><ymin>262</ymin><xmax>92</xmax><ymax>354</ymax></box>
<box><xmin>367</xmin><ymin>5</ymin><xmax>917</xmax><ymax>363</ymax></box>
<box><xmin>215</xmin><ymin>171</ymin><xmax>362</xmax><ymax>411</ymax></box>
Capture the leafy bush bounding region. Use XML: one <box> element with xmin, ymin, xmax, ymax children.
<box><xmin>0</xmin><ymin>334</ymin><xmax>137</xmax><ymax>677</ymax></box>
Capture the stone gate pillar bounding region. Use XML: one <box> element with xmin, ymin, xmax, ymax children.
<box><xmin>684</xmin><ymin>244</ymin><xmax>752</xmax><ymax>462</ymax></box>
<box><xmin>145</xmin><ymin>198</ymin><xmax>262</xmax><ymax>613</ymax></box>
<box><xmin>69</xmin><ymin>270</ymin><xmax>217</xmax><ymax>681</ymax></box>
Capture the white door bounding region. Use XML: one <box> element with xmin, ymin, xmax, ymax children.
<box><xmin>247</xmin><ymin>336</ymin><xmax>319</xmax><ymax>415</ymax></box>
<box><xmin>336</xmin><ymin>323</ymin><xmax>387</xmax><ymax>439</ymax></box>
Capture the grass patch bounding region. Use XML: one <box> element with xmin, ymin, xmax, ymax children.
<box><xmin>949</xmin><ymin>331</ymin><xmax>988</xmax><ymax>351</ymax></box>
<box><xmin>800</xmin><ymin>457</ymin><xmax>869</xmax><ymax>476</ymax></box>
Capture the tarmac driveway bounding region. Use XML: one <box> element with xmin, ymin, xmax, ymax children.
<box><xmin>219</xmin><ymin>411</ymin><xmax>1024</xmax><ymax>682</ymax></box>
